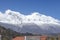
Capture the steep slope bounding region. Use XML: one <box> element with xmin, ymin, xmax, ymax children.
<box><xmin>0</xmin><ymin>10</ymin><xmax>60</xmax><ymax>34</ymax></box>
<box><xmin>0</xmin><ymin>25</ymin><xmax>21</xmax><ymax>37</ymax></box>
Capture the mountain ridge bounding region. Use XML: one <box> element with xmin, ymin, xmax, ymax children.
<box><xmin>0</xmin><ymin>9</ymin><xmax>60</xmax><ymax>25</ymax></box>
<box><xmin>0</xmin><ymin>10</ymin><xmax>60</xmax><ymax>34</ymax></box>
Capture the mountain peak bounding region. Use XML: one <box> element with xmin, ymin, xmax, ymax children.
<box><xmin>32</xmin><ymin>12</ymin><xmax>40</xmax><ymax>15</ymax></box>
<box><xmin>0</xmin><ymin>9</ymin><xmax>60</xmax><ymax>25</ymax></box>
<box><xmin>5</xmin><ymin>9</ymin><xmax>21</xmax><ymax>16</ymax></box>
<box><xmin>0</xmin><ymin>10</ymin><xmax>60</xmax><ymax>34</ymax></box>
<box><xmin>5</xmin><ymin>9</ymin><xmax>11</xmax><ymax>14</ymax></box>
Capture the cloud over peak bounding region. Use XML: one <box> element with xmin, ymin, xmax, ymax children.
<box><xmin>0</xmin><ymin>9</ymin><xmax>60</xmax><ymax>25</ymax></box>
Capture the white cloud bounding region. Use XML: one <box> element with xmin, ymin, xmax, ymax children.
<box><xmin>0</xmin><ymin>9</ymin><xmax>60</xmax><ymax>25</ymax></box>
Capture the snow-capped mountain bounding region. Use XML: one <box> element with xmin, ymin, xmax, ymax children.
<box><xmin>0</xmin><ymin>9</ymin><xmax>60</xmax><ymax>34</ymax></box>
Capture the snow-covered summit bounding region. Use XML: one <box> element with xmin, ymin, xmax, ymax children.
<box><xmin>0</xmin><ymin>10</ymin><xmax>60</xmax><ymax>34</ymax></box>
<box><xmin>0</xmin><ymin>9</ymin><xmax>60</xmax><ymax>25</ymax></box>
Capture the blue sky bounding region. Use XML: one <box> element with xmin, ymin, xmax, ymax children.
<box><xmin>0</xmin><ymin>0</ymin><xmax>60</xmax><ymax>19</ymax></box>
